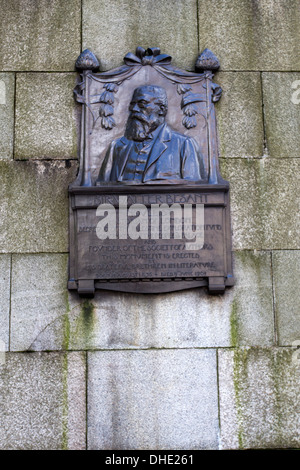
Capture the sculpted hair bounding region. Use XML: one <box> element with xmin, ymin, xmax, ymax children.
<box><xmin>135</xmin><ymin>85</ymin><xmax>168</xmax><ymax>115</ymax></box>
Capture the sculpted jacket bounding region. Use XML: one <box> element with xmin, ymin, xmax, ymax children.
<box><xmin>97</xmin><ymin>124</ymin><xmax>205</xmax><ymax>183</ymax></box>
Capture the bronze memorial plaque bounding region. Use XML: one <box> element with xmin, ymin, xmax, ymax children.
<box><xmin>68</xmin><ymin>47</ymin><xmax>234</xmax><ymax>296</ymax></box>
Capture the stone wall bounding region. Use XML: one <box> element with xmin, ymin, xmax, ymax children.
<box><xmin>0</xmin><ymin>0</ymin><xmax>299</xmax><ymax>450</ymax></box>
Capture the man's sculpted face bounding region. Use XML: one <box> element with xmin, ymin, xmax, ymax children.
<box><xmin>125</xmin><ymin>86</ymin><xmax>167</xmax><ymax>141</ymax></box>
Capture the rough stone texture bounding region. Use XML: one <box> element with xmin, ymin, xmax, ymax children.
<box><xmin>82</xmin><ymin>0</ymin><xmax>199</xmax><ymax>71</ymax></box>
<box><xmin>220</xmin><ymin>158</ymin><xmax>300</xmax><ymax>250</ymax></box>
<box><xmin>88</xmin><ymin>349</ymin><xmax>218</xmax><ymax>449</ymax></box>
<box><xmin>0</xmin><ymin>160</ymin><xmax>77</xmax><ymax>253</ymax></box>
<box><xmin>15</xmin><ymin>73</ymin><xmax>78</xmax><ymax>159</ymax></box>
<box><xmin>215</xmin><ymin>72</ymin><xmax>264</xmax><ymax>158</ymax></box>
<box><xmin>0</xmin><ymin>0</ymin><xmax>81</xmax><ymax>71</ymax></box>
<box><xmin>10</xmin><ymin>254</ymin><xmax>69</xmax><ymax>351</ymax></box>
<box><xmin>0</xmin><ymin>0</ymin><xmax>298</xmax><ymax>452</ymax></box>
<box><xmin>0</xmin><ymin>255</ymin><xmax>10</xmax><ymax>351</ymax></box>
<box><xmin>198</xmin><ymin>0</ymin><xmax>300</xmax><ymax>71</ymax></box>
<box><xmin>218</xmin><ymin>348</ymin><xmax>300</xmax><ymax>449</ymax></box>
<box><xmin>0</xmin><ymin>73</ymin><xmax>15</xmax><ymax>159</ymax></box>
<box><xmin>262</xmin><ymin>73</ymin><xmax>300</xmax><ymax>158</ymax></box>
<box><xmin>272</xmin><ymin>251</ymin><xmax>300</xmax><ymax>346</ymax></box>
<box><xmin>24</xmin><ymin>251</ymin><xmax>274</xmax><ymax>352</ymax></box>
<box><xmin>228</xmin><ymin>251</ymin><xmax>274</xmax><ymax>347</ymax></box>
<box><xmin>0</xmin><ymin>352</ymin><xmax>86</xmax><ymax>449</ymax></box>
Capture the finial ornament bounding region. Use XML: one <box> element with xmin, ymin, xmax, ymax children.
<box><xmin>75</xmin><ymin>49</ymin><xmax>100</xmax><ymax>71</ymax></box>
<box><xmin>195</xmin><ymin>48</ymin><xmax>220</xmax><ymax>72</ymax></box>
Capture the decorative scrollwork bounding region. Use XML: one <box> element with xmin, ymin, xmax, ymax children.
<box><xmin>178</xmin><ymin>85</ymin><xmax>208</xmax><ymax>129</ymax></box>
<box><xmin>99</xmin><ymin>83</ymin><xmax>118</xmax><ymax>130</ymax></box>
<box><xmin>74</xmin><ymin>47</ymin><xmax>222</xmax><ymax>135</ymax></box>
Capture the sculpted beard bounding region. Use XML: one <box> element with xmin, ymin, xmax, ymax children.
<box><xmin>125</xmin><ymin>112</ymin><xmax>161</xmax><ymax>141</ymax></box>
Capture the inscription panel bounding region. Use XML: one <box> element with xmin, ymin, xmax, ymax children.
<box><xmin>77</xmin><ymin>208</ymin><xmax>224</xmax><ymax>280</ymax></box>
<box><xmin>69</xmin><ymin>186</ymin><xmax>233</xmax><ymax>294</ymax></box>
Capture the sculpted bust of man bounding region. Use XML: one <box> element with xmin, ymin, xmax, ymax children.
<box><xmin>97</xmin><ymin>85</ymin><xmax>205</xmax><ymax>184</ymax></box>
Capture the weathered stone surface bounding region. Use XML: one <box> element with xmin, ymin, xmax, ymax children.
<box><xmin>88</xmin><ymin>349</ymin><xmax>218</xmax><ymax>449</ymax></box>
<box><xmin>199</xmin><ymin>0</ymin><xmax>300</xmax><ymax>71</ymax></box>
<box><xmin>0</xmin><ymin>0</ymin><xmax>81</xmax><ymax>71</ymax></box>
<box><xmin>0</xmin><ymin>255</ymin><xmax>10</xmax><ymax>351</ymax></box>
<box><xmin>262</xmin><ymin>73</ymin><xmax>300</xmax><ymax>158</ymax></box>
<box><xmin>0</xmin><ymin>160</ymin><xmax>77</xmax><ymax>253</ymax></box>
<box><xmin>0</xmin><ymin>352</ymin><xmax>86</xmax><ymax>449</ymax></box>
<box><xmin>215</xmin><ymin>72</ymin><xmax>264</xmax><ymax>158</ymax></box>
<box><xmin>15</xmin><ymin>73</ymin><xmax>78</xmax><ymax>159</ymax></box>
<box><xmin>220</xmin><ymin>158</ymin><xmax>300</xmax><ymax>250</ymax></box>
<box><xmin>272</xmin><ymin>251</ymin><xmax>300</xmax><ymax>346</ymax></box>
<box><xmin>26</xmin><ymin>251</ymin><xmax>274</xmax><ymax>352</ymax></box>
<box><xmin>82</xmin><ymin>0</ymin><xmax>198</xmax><ymax>71</ymax></box>
<box><xmin>220</xmin><ymin>159</ymin><xmax>261</xmax><ymax>249</ymax></box>
<box><xmin>228</xmin><ymin>251</ymin><xmax>274</xmax><ymax>347</ymax></box>
<box><xmin>10</xmin><ymin>254</ymin><xmax>69</xmax><ymax>351</ymax></box>
<box><xmin>219</xmin><ymin>348</ymin><xmax>300</xmax><ymax>449</ymax></box>
<box><xmin>0</xmin><ymin>73</ymin><xmax>15</xmax><ymax>159</ymax></box>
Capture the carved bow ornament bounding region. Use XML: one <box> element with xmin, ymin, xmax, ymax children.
<box><xmin>124</xmin><ymin>47</ymin><xmax>172</xmax><ymax>66</ymax></box>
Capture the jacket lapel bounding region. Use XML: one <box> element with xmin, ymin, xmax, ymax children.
<box><xmin>143</xmin><ymin>124</ymin><xmax>171</xmax><ymax>181</ymax></box>
<box><xmin>116</xmin><ymin>137</ymin><xmax>134</xmax><ymax>182</ymax></box>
